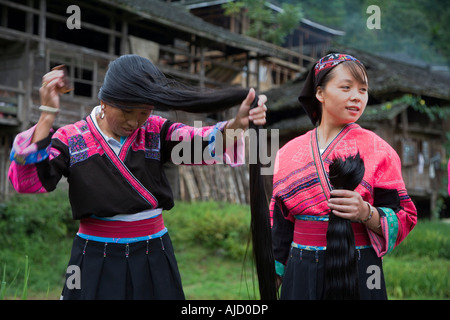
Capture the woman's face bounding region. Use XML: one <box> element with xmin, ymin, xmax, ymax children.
<box><xmin>101</xmin><ymin>103</ymin><xmax>153</xmax><ymax>139</ymax></box>
<box><xmin>315</xmin><ymin>64</ymin><xmax>368</xmax><ymax>127</ymax></box>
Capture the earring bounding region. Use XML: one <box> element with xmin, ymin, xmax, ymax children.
<box><xmin>100</xmin><ymin>106</ymin><xmax>105</xmax><ymax>119</ymax></box>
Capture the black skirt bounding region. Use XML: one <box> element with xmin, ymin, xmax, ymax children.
<box><xmin>61</xmin><ymin>233</ymin><xmax>185</xmax><ymax>300</ymax></box>
<box><xmin>280</xmin><ymin>247</ymin><xmax>387</xmax><ymax>300</ymax></box>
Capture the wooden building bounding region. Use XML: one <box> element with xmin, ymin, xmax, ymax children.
<box><xmin>264</xmin><ymin>48</ymin><xmax>450</xmax><ymax>217</ymax></box>
<box><xmin>0</xmin><ymin>0</ymin><xmax>335</xmax><ymax>202</ymax></box>
<box><xmin>173</xmin><ymin>0</ymin><xmax>345</xmax><ymax>90</ymax></box>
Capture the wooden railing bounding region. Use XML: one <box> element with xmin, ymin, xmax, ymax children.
<box><xmin>0</xmin><ymin>83</ymin><xmax>24</xmax><ymax>126</ymax></box>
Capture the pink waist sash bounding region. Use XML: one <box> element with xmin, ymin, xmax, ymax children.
<box><xmin>293</xmin><ymin>217</ymin><xmax>371</xmax><ymax>249</ymax></box>
<box><xmin>79</xmin><ymin>214</ymin><xmax>165</xmax><ymax>239</ymax></box>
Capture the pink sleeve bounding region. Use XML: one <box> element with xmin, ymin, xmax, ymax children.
<box><xmin>8</xmin><ymin>125</ymin><xmax>50</xmax><ymax>193</ymax></box>
<box><xmin>367</xmin><ymin>148</ymin><xmax>417</xmax><ymax>257</ymax></box>
<box><xmin>8</xmin><ymin>162</ymin><xmax>47</xmax><ymax>193</ymax></box>
<box><xmin>166</xmin><ymin>120</ymin><xmax>245</xmax><ymax>166</ymax></box>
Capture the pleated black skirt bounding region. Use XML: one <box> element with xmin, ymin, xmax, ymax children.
<box><xmin>280</xmin><ymin>247</ymin><xmax>387</xmax><ymax>300</ymax></box>
<box><xmin>61</xmin><ymin>233</ymin><xmax>185</xmax><ymax>300</ymax></box>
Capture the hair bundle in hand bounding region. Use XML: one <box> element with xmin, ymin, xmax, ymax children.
<box><xmin>324</xmin><ymin>152</ymin><xmax>365</xmax><ymax>300</ymax></box>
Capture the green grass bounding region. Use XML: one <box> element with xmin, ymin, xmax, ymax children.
<box><xmin>382</xmin><ymin>219</ymin><xmax>450</xmax><ymax>300</ymax></box>
<box><xmin>163</xmin><ymin>201</ymin><xmax>260</xmax><ymax>299</ymax></box>
<box><xmin>0</xmin><ymin>189</ymin><xmax>448</xmax><ymax>299</ymax></box>
<box><xmin>383</xmin><ymin>256</ymin><xmax>449</xmax><ymax>299</ymax></box>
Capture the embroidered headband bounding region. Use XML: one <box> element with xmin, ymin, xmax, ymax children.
<box><xmin>298</xmin><ymin>53</ymin><xmax>363</xmax><ymax>126</ymax></box>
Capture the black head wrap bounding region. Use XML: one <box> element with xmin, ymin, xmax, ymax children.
<box><xmin>98</xmin><ymin>54</ymin><xmax>248</xmax><ymax>113</ymax></box>
<box><xmin>298</xmin><ymin>53</ymin><xmax>362</xmax><ymax>126</ymax></box>
<box><xmin>98</xmin><ymin>54</ymin><xmax>168</xmax><ymax>108</ymax></box>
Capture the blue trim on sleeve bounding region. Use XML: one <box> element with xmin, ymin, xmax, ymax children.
<box><xmin>208</xmin><ymin>122</ymin><xmax>224</xmax><ymax>157</ymax></box>
<box><xmin>10</xmin><ymin>147</ymin><xmax>50</xmax><ymax>165</ymax></box>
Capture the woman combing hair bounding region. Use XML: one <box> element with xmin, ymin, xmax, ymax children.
<box><xmin>9</xmin><ymin>54</ymin><xmax>268</xmax><ymax>300</ymax></box>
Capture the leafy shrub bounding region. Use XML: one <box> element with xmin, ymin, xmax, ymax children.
<box><xmin>384</xmin><ymin>257</ymin><xmax>449</xmax><ymax>299</ymax></box>
<box><xmin>1</xmin><ymin>193</ymin><xmax>448</xmax><ymax>299</ymax></box>
<box><xmin>0</xmin><ymin>189</ymin><xmax>75</xmax><ymax>296</ymax></box>
<box><xmin>0</xmin><ymin>189</ymin><xmax>76</xmax><ymax>246</ymax></box>
<box><xmin>165</xmin><ymin>201</ymin><xmax>252</xmax><ymax>260</ymax></box>
<box><xmin>383</xmin><ymin>219</ymin><xmax>450</xmax><ymax>299</ymax></box>
<box><xmin>388</xmin><ymin>220</ymin><xmax>450</xmax><ymax>259</ymax></box>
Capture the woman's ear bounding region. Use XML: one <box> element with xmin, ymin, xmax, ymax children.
<box><xmin>315</xmin><ymin>86</ymin><xmax>324</xmax><ymax>103</ymax></box>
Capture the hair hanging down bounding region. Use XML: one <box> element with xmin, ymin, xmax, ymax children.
<box><xmin>98</xmin><ymin>54</ymin><xmax>249</xmax><ymax>113</ymax></box>
<box><xmin>248</xmin><ymin>98</ymin><xmax>278</xmax><ymax>300</ymax></box>
<box><xmin>324</xmin><ymin>152</ymin><xmax>365</xmax><ymax>300</ymax></box>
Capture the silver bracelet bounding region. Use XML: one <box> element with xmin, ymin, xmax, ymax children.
<box><xmin>361</xmin><ymin>201</ymin><xmax>374</xmax><ymax>223</ymax></box>
<box><xmin>39</xmin><ymin>105</ymin><xmax>59</xmax><ymax>114</ymax></box>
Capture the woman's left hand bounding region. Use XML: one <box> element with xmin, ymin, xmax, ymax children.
<box><xmin>328</xmin><ymin>189</ymin><xmax>370</xmax><ymax>221</ymax></box>
<box><xmin>227</xmin><ymin>88</ymin><xmax>267</xmax><ymax>130</ymax></box>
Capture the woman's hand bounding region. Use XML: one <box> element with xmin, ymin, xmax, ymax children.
<box><xmin>226</xmin><ymin>88</ymin><xmax>267</xmax><ymax>130</ymax></box>
<box><xmin>39</xmin><ymin>69</ymin><xmax>66</xmax><ymax>110</ymax></box>
<box><xmin>328</xmin><ymin>189</ymin><xmax>382</xmax><ymax>234</ymax></box>
<box><xmin>32</xmin><ymin>70</ymin><xmax>66</xmax><ymax>143</ymax></box>
<box><xmin>328</xmin><ymin>189</ymin><xmax>369</xmax><ymax>221</ymax></box>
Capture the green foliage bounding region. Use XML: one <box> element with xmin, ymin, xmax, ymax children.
<box><xmin>222</xmin><ymin>0</ymin><xmax>244</xmax><ymax>16</ymax></box>
<box><xmin>0</xmin><ymin>189</ymin><xmax>76</xmax><ymax>247</ymax></box>
<box><xmin>0</xmin><ymin>193</ymin><xmax>448</xmax><ymax>299</ymax></box>
<box><xmin>383</xmin><ymin>257</ymin><xmax>449</xmax><ymax>299</ymax></box>
<box><xmin>0</xmin><ymin>189</ymin><xmax>74</xmax><ymax>298</ymax></box>
<box><xmin>164</xmin><ymin>201</ymin><xmax>252</xmax><ymax>260</ymax></box>
<box><xmin>388</xmin><ymin>220</ymin><xmax>450</xmax><ymax>260</ymax></box>
<box><xmin>367</xmin><ymin>94</ymin><xmax>450</xmax><ymax>122</ymax></box>
<box><xmin>222</xmin><ymin>0</ymin><xmax>303</xmax><ymax>45</ymax></box>
<box><xmin>383</xmin><ymin>220</ymin><xmax>450</xmax><ymax>299</ymax></box>
<box><xmin>280</xmin><ymin>0</ymin><xmax>449</xmax><ymax>66</ymax></box>
<box><xmin>223</xmin><ymin>0</ymin><xmax>447</xmax><ymax>64</ymax></box>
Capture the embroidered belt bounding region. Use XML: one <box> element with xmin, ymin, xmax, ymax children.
<box><xmin>292</xmin><ymin>215</ymin><xmax>372</xmax><ymax>250</ymax></box>
<box><xmin>78</xmin><ymin>213</ymin><xmax>166</xmax><ymax>243</ymax></box>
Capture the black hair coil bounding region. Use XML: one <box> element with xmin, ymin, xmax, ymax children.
<box><xmin>324</xmin><ymin>152</ymin><xmax>365</xmax><ymax>300</ymax></box>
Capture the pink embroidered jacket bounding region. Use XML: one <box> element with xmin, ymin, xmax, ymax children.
<box><xmin>270</xmin><ymin>123</ymin><xmax>417</xmax><ymax>276</ymax></box>
<box><xmin>9</xmin><ymin>112</ymin><xmax>243</xmax><ymax>220</ymax></box>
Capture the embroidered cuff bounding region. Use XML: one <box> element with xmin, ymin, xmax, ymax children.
<box><xmin>207</xmin><ymin>122</ymin><xmax>224</xmax><ymax>158</ymax></box>
<box><xmin>367</xmin><ymin>207</ymin><xmax>399</xmax><ymax>257</ymax></box>
<box><xmin>275</xmin><ymin>260</ymin><xmax>285</xmax><ymax>277</ymax></box>
<box><xmin>9</xmin><ymin>125</ymin><xmax>52</xmax><ymax>165</ymax></box>
<box><xmin>380</xmin><ymin>207</ymin><xmax>399</xmax><ymax>255</ymax></box>
<box><xmin>208</xmin><ymin>121</ymin><xmax>245</xmax><ymax>166</ymax></box>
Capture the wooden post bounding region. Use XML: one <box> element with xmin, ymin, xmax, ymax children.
<box><xmin>109</xmin><ymin>18</ymin><xmax>116</xmax><ymax>55</ymax></box>
<box><xmin>91</xmin><ymin>60</ymin><xmax>98</xmax><ymax>106</ymax></box>
<box><xmin>189</xmin><ymin>35</ymin><xmax>195</xmax><ymax>74</ymax></box>
<box><xmin>120</xmin><ymin>19</ymin><xmax>128</xmax><ymax>55</ymax></box>
<box><xmin>1</xmin><ymin>3</ymin><xmax>7</xmax><ymax>27</ymax></box>
<box><xmin>26</xmin><ymin>0</ymin><xmax>33</xmax><ymax>34</ymax></box>
<box><xmin>298</xmin><ymin>30</ymin><xmax>303</xmax><ymax>67</ymax></box>
<box><xmin>245</xmin><ymin>52</ymin><xmax>250</xmax><ymax>88</ymax></box>
<box><xmin>38</xmin><ymin>0</ymin><xmax>46</xmax><ymax>57</ymax></box>
<box><xmin>199</xmin><ymin>40</ymin><xmax>205</xmax><ymax>88</ymax></box>
<box><xmin>401</xmin><ymin>109</ymin><xmax>409</xmax><ymax>138</ymax></box>
<box><xmin>255</xmin><ymin>53</ymin><xmax>260</xmax><ymax>92</ymax></box>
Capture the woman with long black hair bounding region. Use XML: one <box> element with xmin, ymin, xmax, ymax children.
<box><xmin>270</xmin><ymin>53</ymin><xmax>417</xmax><ymax>299</ymax></box>
<box><xmin>8</xmin><ymin>54</ymin><xmax>267</xmax><ymax>299</ymax></box>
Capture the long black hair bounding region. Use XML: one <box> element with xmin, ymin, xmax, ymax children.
<box><xmin>98</xmin><ymin>54</ymin><xmax>249</xmax><ymax>112</ymax></box>
<box><xmin>248</xmin><ymin>98</ymin><xmax>278</xmax><ymax>300</ymax></box>
<box><xmin>324</xmin><ymin>152</ymin><xmax>365</xmax><ymax>299</ymax></box>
